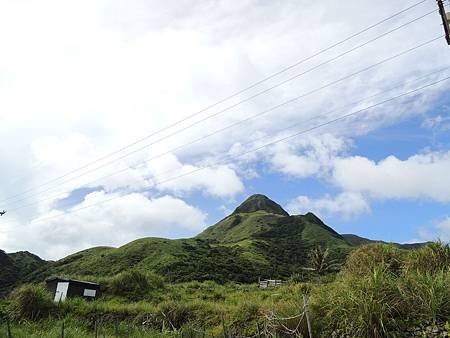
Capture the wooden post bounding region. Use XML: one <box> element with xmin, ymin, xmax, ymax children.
<box><xmin>94</xmin><ymin>319</ymin><xmax>98</xmax><ymax>338</ymax></box>
<box><xmin>60</xmin><ymin>321</ymin><xmax>65</xmax><ymax>338</ymax></box>
<box><xmin>221</xmin><ymin>314</ymin><xmax>226</xmax><ymax>338</ymax></box>
<box><xmin>437</xmin><ymin>0</ymin><xmax>450</xmax><ymax>45</ymax></box>
<box><xmin>303</xmin><ymin>294</ymin><xmax>313</xmax><ymax>338</ymax></box>
<box><xmin>6</xmin><ymin>318</ymin><xmax>12</xmax><ymax>338</ymax></box>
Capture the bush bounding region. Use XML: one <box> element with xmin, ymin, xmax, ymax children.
<box><xmin>107</xmin><ymin>270</ymin><xmax>164</xmax><ymax>301</ymax></box>
<box><xmin>288</xmin><ymin>273</ymin><xmax>304</xmax><ymax>284</ymax></box>
<box><xmin>405</xmin><ymin>241</ymin><xmax>450</xmax><ymax>274</ymax></box>
<box><xmin>157</xmin><ymin>300</ymin><xmax>197</xmax><ymax>329</ymax></box>
<box><xmin>312</xmin><ymin>267</ymin><xmax>400</xmax><ymax>337</ymax></box>
<box><xmin>8</xmin><ymin>284</ymin><xmax>55</xmax><ymax>321</ymax></box>
<box><xmin>397</xmin><ymin>270</ymin><xmax>450</xmax><ymax>322</ymax></box>
<box><xmin>343</xmin><ymin>244</ymin><xmax>404</xmax><ymax>277</ymax></box>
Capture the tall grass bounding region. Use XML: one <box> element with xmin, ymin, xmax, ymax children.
<box><xmin>3</xmin><ymin>242</ymin><xmax>450</xmax><ymax>337</ymax></box>
<box><xmin>107</xmin><ymin>270</ymin><xmax>164</xmax><ymax>301</ymax></box>
<box><xmin>7</xmin><ymin>284</ymin><xmax>55</xmax><ymax>321</ymax></box>
<box><xmin>405</xmin><ymin>241</ymin><xmax>450</xmax><ymax>274</ymax></box>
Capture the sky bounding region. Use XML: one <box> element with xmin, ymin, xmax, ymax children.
<box><xmin>0</xmin><ymin>0</ymin><xmax>449</xmax><ymax>259</ymax></box>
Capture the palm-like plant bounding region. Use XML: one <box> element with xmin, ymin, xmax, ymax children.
<box><xmin>307</xmin><ymin>246</ymin><xmax>341</xmax><ymax>274</ymax></box>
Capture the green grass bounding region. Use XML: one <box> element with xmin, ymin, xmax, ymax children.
<box><xmin>24</xmin><ymin>206</ymin><xmax>354</xmax><ymax>286</ymax></box>
<box><xmin>3</xmin><ymin>242</ymin><xmax>450</xmax><ymax>337</ymax></box>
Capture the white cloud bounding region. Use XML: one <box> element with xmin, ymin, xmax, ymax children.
<box><xmin>287</xmin><ymin>191</ymin><xmax>370</xmax><ymax>219</ymax></box>
<box><xmin>422</xmin><ymin>114</ymin><xmax>450</xmax><ymax>132</ymax></box>
<box><xmin>145</xmin><ymin>154</ymin><xmax>244</xmax><ymax>198</ymax></box>
<box><xmin>0</xmin><ymin>0</ymin><xmax>449</xmax><ymax>253</ymax></box>
<box><xmin>268</xmin><ymin>134</ymin><xmax>349</xmax><ymax>178</ymax></box>
<box><xmin>419</xmin><ymin>216</ymin><xmax>450</xmax><ymax>242</ymax></box>
<box><xmin>332</xmin><ymin>150</ymin><xmax>450</xmax><ymax>203</ymax></box>
<box><xmin>0</xmin><ymin>192</ymin><xmax>207</xmax><ymax>259</ymax></box>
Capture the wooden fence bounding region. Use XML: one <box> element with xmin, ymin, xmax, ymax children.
<box><xmin>1</xmin><ymin>294</ymin><xmax>313</xmax><ymax>338</ymax></box>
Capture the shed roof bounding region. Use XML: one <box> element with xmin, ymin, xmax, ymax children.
<box><xmin>45</xmin><ymin>277</ymin><xmax>99</xmax><ymax>286</ymax></box>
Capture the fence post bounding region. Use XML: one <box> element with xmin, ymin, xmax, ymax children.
<box><xmin>221</xmin><ymin>314</ymin><xmax>226</xmax><ymax>338</ymax></box>
<box><xmin>6</xmin><ymin>318</ymin><xmax>12</xmax><ymax>338</ymax></box>
<box><xmin>303</xmin><ymin>294</ymin><xmax>313</xmax><ymax>338</ymax></box>
<box><xmin>94</xmin><ymin>319</ymin><xmax>98</xmax><ymax>338</ymax></box>
<box><xmin>60</xmin><ymin>320</ymin><xmax>65</xmax><ymax>338</ymax></box>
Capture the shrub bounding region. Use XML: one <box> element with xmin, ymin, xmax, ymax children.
<box><xmin>397</xmin><ymin>270</ymin><xmax>450</xmax><ymax>322</ymax></box>
<box><xmin>312</xmin><ymin>267</ymin><xmax>400</xmax><ymax>337</ymax></box>
<box><xmin>107</xmin><ymin>270</ymin><xmax>164</xmax><ymax>301</ymax></box>
<box><xmin>8</xmin><ymin>284</ymin><xmax>55</xmax><ymax>321</ymax></box>
<box><xmin>343</xmin><ymin>243</ymin><xmax>404</xmax><ymax>277</ymax></box>
<box><xmin>229</xmin><ymin>301</ymin><xmax>260</xmax><ymax>336</ymax></box>
<box><xmin>157</xmin><ymin>300</ymin><xmax>197</xmax><ymax>329</ymax></box>
<box><xmin>405</xmin><ymin>241</ymin><xmax>450</xmax><ymax>274</ymax></box>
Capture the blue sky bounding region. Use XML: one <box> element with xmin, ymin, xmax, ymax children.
<box><xmin>179</xmin><ymin>91</ymin><xmax>450</xmax><ymax>244</ymax></box>
<box><xmin>0</xmin><ymin>0</ymin><xmax>449</xmax><ymax>259</ymax></box>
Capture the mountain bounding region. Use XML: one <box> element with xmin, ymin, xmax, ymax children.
<box><xmin>24</xmin><ymin>195</ymin><xmax>352</xmax><ymax>285</ymax></box>
<box><xmin>0</xmin><ymin>250</ymin><xmax>47</xmax><ymax>296</ymax></box>
<box><xmin>0</xmin><ymin>194</ymin><xmax>426</xmax><ymax>295</ymax></box>
<box><xmin>342</xmin><ymin>234</ymin><xmax>427</xmax><ymax>249</ymax></box>
<box><xmin>233</xmin><ymin>194</ymin><xmax>289</xmax><ymax>216</ymax></box>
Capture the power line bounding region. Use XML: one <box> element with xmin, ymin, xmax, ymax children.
<box><xmin>1</xmin><ymin>34</ymin><xmax>442</xmax><ymax>211</ymax></box>
<box><xmin>5</xmin><ymin>61</ymin><xmax>448</xmax><ymax>215</ymax></box>
<box><xmin>0</xmin><ymin>8</ymin><xmax>437</xmax><ymax>206</ymax></box>
<box><xmin>5</xmin><ymin>75</ymin><xmax>446</xmax><ymax>229</ymax></box>
<box><xmin>0</xmin><ymin>0</ymin><xmax>431</xmax><ymax>195</ymax></box>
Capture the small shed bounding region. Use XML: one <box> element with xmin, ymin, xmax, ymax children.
<box><xmin>46</xmin><ymin>277</ymin><xmax>100</xmax><ymax>302</ymax></box>
<box><xmin>258</xmin><ymin>278</ymin><xmax>284</xmax><ymax>288</ymax></box>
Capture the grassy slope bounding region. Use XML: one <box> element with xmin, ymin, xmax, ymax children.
<box><xmin>26</xmin><ymin>209</ymin><xmax>352</xmax><ymax>284</ymax></box>
<box><xmin>0</xmin><ymin>250</ymin><xmax>47</xmax><ymax>296</ymax></box>
<box><xmin>342</xmin><ymin>234</ymin><xmax>428</xmax><ymax>249</ymax></box>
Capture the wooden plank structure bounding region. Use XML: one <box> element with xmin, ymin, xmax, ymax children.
<box><xmin>258</xmin><ymin>277</ymin><xmax>284</xmax><ymax>288</ymax></box>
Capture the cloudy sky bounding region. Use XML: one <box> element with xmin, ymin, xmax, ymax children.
<box><xmin>0</xmin><ymin>0</ymin><xmax>449</xmax><ymax>259</ymax></box>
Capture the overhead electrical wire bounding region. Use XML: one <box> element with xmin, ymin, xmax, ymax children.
<box><xmin>0</xmin><ymin>6</ymin><xmax>437</xmax><ymax>206</ymax></box>
<box><xmin>0</xmin><ymin>0</ymin><xmax>431</xmax><ymax>196</ymax></box>
<box><xmin>1</xmin><ymin>74</ymin><xmax>446</xmax><ymax>230</ymax></box>
<box><xmin>5</xmin><ymin>0</ymin><xmax>426</xmax><ymax>184</ymax></box>
<box><xmin>5</xmin><ymin>61</ymin><xmax>449</xmax><ymax>216</ymax></box>
<box><xmin>1</xmin><ymin>35</ymin><xmax>444</xmax><ymax>213</ymax></box>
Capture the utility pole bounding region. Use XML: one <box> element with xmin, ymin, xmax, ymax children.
<box><xmin>437</xmin><ymin>0</ymin><xmax>450</xmax><ymax>45</ymax></box>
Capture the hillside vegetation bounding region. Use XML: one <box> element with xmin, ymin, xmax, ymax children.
<box><xmin>1</xmin><ymin>242</ymin><xmax>450</xmax><ymax>337</ymax></box>
<box><xmin>0</xmin><ymin>250</ymin><xmax>47</xmax><ymax>297</ymax></box>
<box><xmin>22</xmin><ymin>195</ymin><xmax>354</xmax><ymax>285</ymax></box>
<box><xmin>3</xmin><ymin>194</ymin><xmax>426</xmax><ymax>294</ymax></box>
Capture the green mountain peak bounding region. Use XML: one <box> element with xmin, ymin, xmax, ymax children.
<box><xmin>233</xmin><ymin>194</ymin><xmax>289</xmax><ymax>216</ymax></box>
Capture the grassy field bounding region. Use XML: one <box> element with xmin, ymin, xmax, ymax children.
<box><xmin>2</xmin><ymin>242</ymin><xmax>450</xmax><ymax>337</ymax></box>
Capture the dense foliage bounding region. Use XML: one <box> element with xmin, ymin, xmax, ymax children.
<box><xmin>1</xmin><ymin>242</ymin><xmax>450</xmax><ymax>337</ymax></box>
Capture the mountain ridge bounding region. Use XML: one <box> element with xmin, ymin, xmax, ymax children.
<box><xmin>0</xmin><ymin>194</ymin><xmax>426</xmax><ymax>294</ymax></box>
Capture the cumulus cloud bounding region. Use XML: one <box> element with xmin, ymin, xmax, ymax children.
<box><xmin>268</xmin><ymin>134</ymin><xmax>349</xmax><ymax>178</ymax></box>
<box><xmin>287</xmin><ymin>192</ymin><xmax>370</xmax><ymax>219</ymax></box>
<box><xmin>0</xmin><ymin>192</ymin><xmax>207</xmax><ymax>259</ymax></box>
<box><xmin>0</xmin><ymin>0</ymin><xmax>449</xmax><ymax>254</ymax></box>
<box><xmin>331</xmin><ymin>150</ymin><xmax>450</xmax><ymax>203</ymax></box>
<box><xmin>142</xmin><ymin>153</ymin><xmax>244</xmax><ymax>198</ymax></box>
